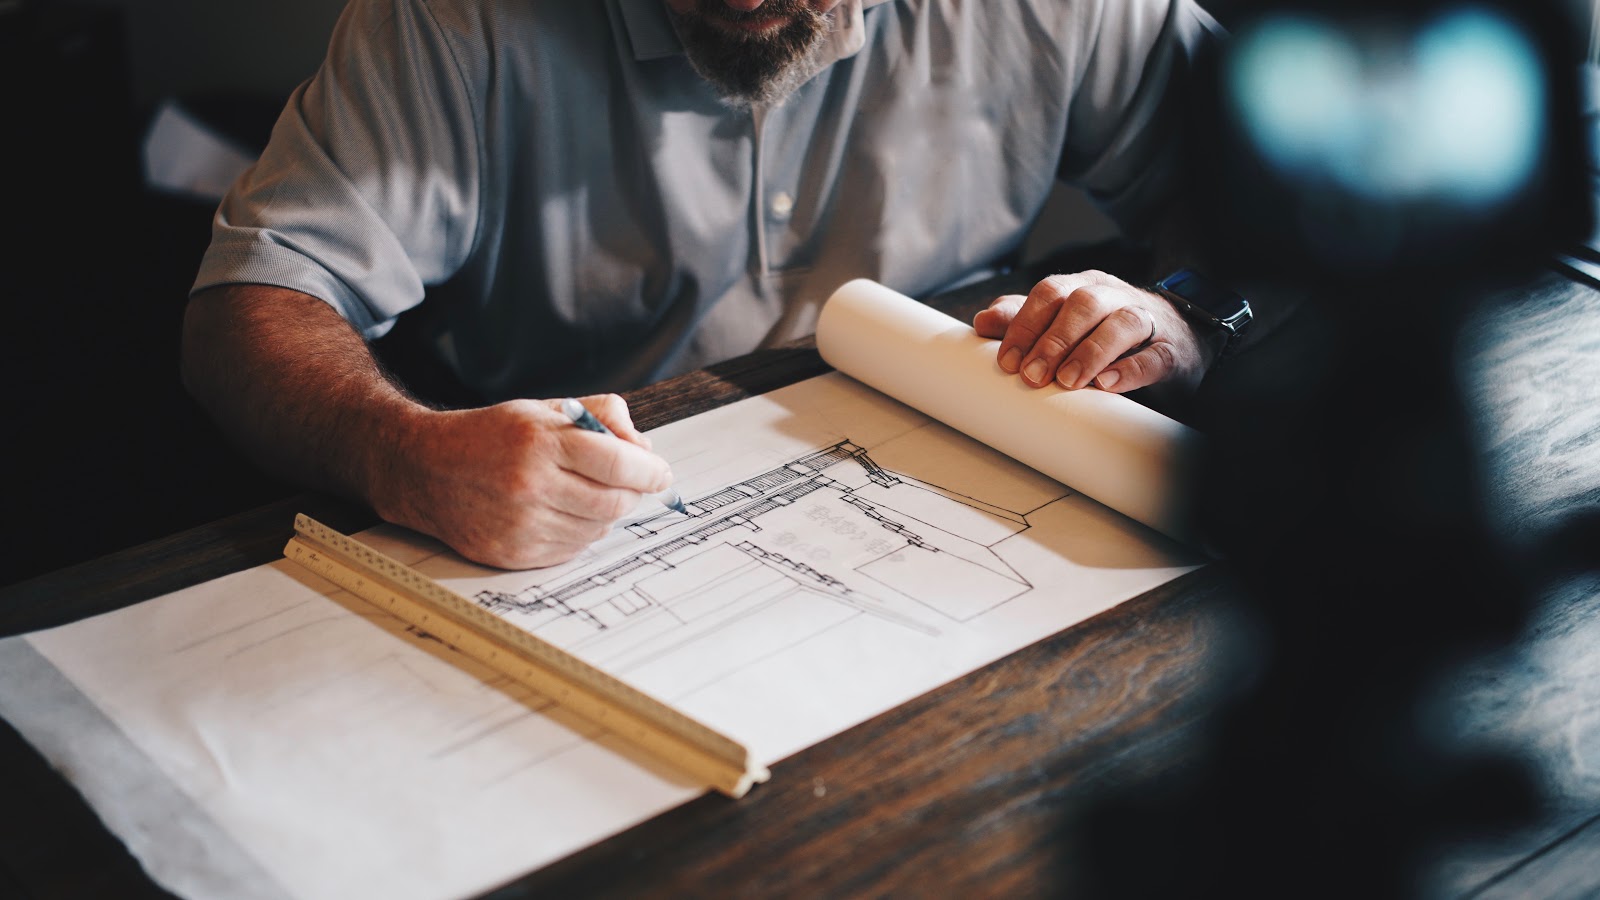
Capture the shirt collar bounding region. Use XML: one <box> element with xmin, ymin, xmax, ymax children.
<box><xmin>618</xmin><ymin>0</ymin><xmax>892</xmax><ymax>64</ymax></box>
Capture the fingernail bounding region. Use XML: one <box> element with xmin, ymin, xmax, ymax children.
<box><xmin>1057</xmin><ymin>361</ymin><xmax>1082</xmax><ymax>389</ymax></box>
<box><xmin>1022</xmin><ymin>358</ymin><xmax>1048</xmax><ymax>385</ymax></box>
<box><xmin>1000</xmin><ymin>347</ymin><xmax>1022</xmax><ymax>372</ymax></box>
<box><xmin>1097</xmin><ymin>370</ymin><xmax>1121</xmax><ymax>390</ymax></box>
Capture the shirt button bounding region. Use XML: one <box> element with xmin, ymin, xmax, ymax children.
<box><xmin>770</xmin><ymin>191</ymin><xmax>794</xmax><ymax>222</ymax></box>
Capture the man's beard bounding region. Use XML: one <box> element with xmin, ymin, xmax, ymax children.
<box><xmin>666</xmin><ymin>0</ymin><xmax>831</xmax><ymax>108</ymax></box>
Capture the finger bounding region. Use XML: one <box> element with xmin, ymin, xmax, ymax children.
<box><xmin>499</xmin><ymin>473</ymin><xmax>635</xmax><ymax>536</ymax></box>
<box><xmin>558</xmin><ymin>429</ymin><xmax>673</xmax><ymax>493</ymax></box>
<box><xmin>1016</xmin><ymin>285</ymin><xmax>1118</xmax><ymax>387</ymax></box>
<box><xmin>973</xmin><ymin>294</ymin><xmax>1025</xmax><ymax>339</ymax></box>
<box><xmin>996</xmin><ymin>271</ymin><xmax>1123</xmax><ymax>375</ymax></box>
<box><xmin>546</xmin><ymin>486</ymin><xmax>639</xmax><ymax>534</ymax></box>
<box><xmin>1054</xmin><ymin>305</ymin><xmax>1155</xmax><ymax>390</ymax></box>
<box><xmin>577</xmin><ymin>393</ymin><xmax>652</xmax><ymax>449</ymax></box>
<box><xmin>995</xmin><ymin>275</ymin><xmax>1086</xmax><ymax>374</ymax></box>
<box><xmin>1091</xmin><ymin>340</ymin><xmax>1180</xmax><ymax>394</ymax></box>
<box><xmin>543</xmin><ymin>472</ymin><xmax>648</xmax><ymax>524</ymax></box>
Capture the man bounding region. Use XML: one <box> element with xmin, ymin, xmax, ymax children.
<box><xmin>183</xmin><ymin>0</ymin><xmax>1225</xmax><ymax>570</ymax></box>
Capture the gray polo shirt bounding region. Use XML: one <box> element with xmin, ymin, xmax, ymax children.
<box><xmin>194</xmin><ymin>0</ymin><xmax>1220</xmax><ymax>401</ymax></box>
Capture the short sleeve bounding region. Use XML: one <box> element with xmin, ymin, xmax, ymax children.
<box><xmin>1057</xmin><ymin>0</ymin><xmax>1223</xmax><ymax>239</ymax></box>
<box><xmin>191</xmin><ymin>0</ymin><xmax>482</xmax><ymax>339</ymax></box>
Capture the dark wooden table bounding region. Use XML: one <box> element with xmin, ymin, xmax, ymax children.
<box><xmin>2</xmin><ymin>259</ymin><xmax>1596</xmax><ymax>899</ymax></box>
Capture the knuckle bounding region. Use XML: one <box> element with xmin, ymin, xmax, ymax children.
<box><xmin>1065</xmin><ymin>286</ymin><xmax>1108</xmax><ymax>316</ymax></box>
<box><xmin>512</xmin><ymin>410</ymin><xmax>553</xmax><ymax>450</ymax></box>
<box><xmin>505</xmin><ymin>473</ymin><xmax>534</xmax><ymax>501</ymax></box>
<box><xmin>503</xmin><ymin>399</ymin><xmax>545</xmax><ymax>428</ymax></box>
<box><xmin>1038</xmin><ymin>274</ymin><xmax>1076</xmax><ymax>296</ymax></box>
<box><xmin>505</xmin><ymin>463</ymin><xmax>545</xmax><ymax>499</ymax></box>
<box><xmin>1003</xmin><ymin>322</ymin><xmax>1041</xmax><ymax>346</ymax></box>
<box><xmin>1032</xmin><ymin>333</ymin><xmax>1074</xmax><ymax>361</ymax></box>
<box><xmin>1107</xmin><ymin>305</ymin><xmax>1147</xmax><ymax>331</ymax></box>
<box><xmin>502</xmin><ymin>397</ymin><xmax>538</xmax><ymax>415</ymax></box>
<box><xmin>596</xmin><ymin>393</ymin><xmax>626</xmax><ymax>416</ymax></box>
<box><xmin>1025</xmin><ymin>277</ymin><xmax>1073</xmax><ymax>310</ymax></box>
<box><xmin>1147</xmin><ymin>341</ymin><xmax>1178</xmax><ymax>372</ymax></box>
<box><xmin>1078</xmin><ymin>334</ymin><xmax>1116</xmax><ymax>360</ymax></box>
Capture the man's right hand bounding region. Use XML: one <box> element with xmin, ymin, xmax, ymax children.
<box><xmin>182</xmin><ymin>285</ymin><xmax>674</xmax><ymax>572</ymax></box>
<box><xmin>373</xmin><ymin>395</ymin><xmax>675</xmax><ymax>570</ymax></box>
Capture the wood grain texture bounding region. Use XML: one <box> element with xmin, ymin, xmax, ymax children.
<box><xmin>489</xmin><ymin>571</ymin><xmax>1234</xmax><ymax>899</ymax></box>
<box><xmin>1415</xmin><ymin>269</ymin><xmax>1600</xmax><ymax>898</ymax></box>
<box><xmin>1459</xmin><ymin>270</ymin><xmax>1600</xmax><ymax>547</ymax></box>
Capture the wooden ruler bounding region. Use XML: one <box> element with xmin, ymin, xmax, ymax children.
<box><xmin>282</xmin><ymin>513</ymin><xmax>770</xmax><ymax>798</ymax></box>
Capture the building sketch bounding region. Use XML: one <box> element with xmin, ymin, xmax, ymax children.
<box><xmin>475</xmin><ymin>440</ymin><xmax>1070</xmax><ymax>689</ymax></box>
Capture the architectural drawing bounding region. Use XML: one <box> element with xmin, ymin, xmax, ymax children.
<box><xmin>1</xmin><ymin>369</ymin><xmax>1202</xmax><ymax>900</ymax></box>
<box><xmin>474</xmin><ymin>440</ymin><xmax>1070</xmax><ymax>689</ymax></box>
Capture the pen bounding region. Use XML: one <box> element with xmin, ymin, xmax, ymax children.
<box><xmin>561</xmin><ymin>398</ymin><xmax>689</xmax><ymax>515</ymax></box>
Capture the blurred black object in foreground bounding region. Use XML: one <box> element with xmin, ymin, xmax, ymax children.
<box><xmin>1068</xmin><ymin>1</ymin><xmax>1593</xmax><ymax>895</ymax></box>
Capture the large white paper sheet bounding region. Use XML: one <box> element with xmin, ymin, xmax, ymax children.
<box><xmin>0</xmin><ymin>284</ymin><xmax>1205</xmax><ymax>900</ymax></box>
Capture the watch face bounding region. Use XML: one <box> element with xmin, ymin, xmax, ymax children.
<box><xmin>1161</xmin><ymin>270</ymin><xmax>1249</xmax><ymax>320</ymax></box>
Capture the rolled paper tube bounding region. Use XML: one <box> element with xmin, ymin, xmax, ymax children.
<box><xmin>815</xmin><ymin>278</ymin><xmax>1202</xmax><ymax>545</ymax></box>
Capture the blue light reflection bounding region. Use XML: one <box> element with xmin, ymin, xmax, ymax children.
<box><xmin>1228</xmin><ymin>7</ymin><xmax>1546</xmax><ymax>210</ymax></box>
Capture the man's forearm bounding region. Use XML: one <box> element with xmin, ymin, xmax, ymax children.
<box><xmin>180</xmin><ymin>284</ymin><xmax>423</xmax><ymax>507</ymax></box>
<box><xmin>180</xmin><ymin>284</ymin><xmax>678</xmax><ymax>569</ymax></box>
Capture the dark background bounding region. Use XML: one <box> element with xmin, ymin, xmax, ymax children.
<box><xmin>2</xmin><ymin>3</ymin><xmax>296</xmax><ymax>586</ymax></box>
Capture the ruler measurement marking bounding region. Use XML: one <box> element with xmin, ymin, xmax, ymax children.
<box><xmin>283</xmin><ymin>514</ymin><xmax>768</xmax><ymax>798</ymax></box>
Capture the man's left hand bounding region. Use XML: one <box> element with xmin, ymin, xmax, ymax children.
<box><xmin>973</xmin><ymin>269</ymin><xmax>1211</xmax><ymax>394</ymax></box>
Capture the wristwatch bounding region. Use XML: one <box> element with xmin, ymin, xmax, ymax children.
<box><xmin>1150</xmin><ymin>268</ymin><xmax>1254</xmax><ymax>358</ymax></box>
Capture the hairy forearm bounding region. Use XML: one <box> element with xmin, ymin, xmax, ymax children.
<box><xmin>180</xmin><ymin>284</ymin><xmax>423</xmax><ymax>506</ymax></box>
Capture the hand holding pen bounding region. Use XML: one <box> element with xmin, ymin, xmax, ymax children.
<box><xmin>369</xmin><ymin>393</ymin><xmax>680</xmax><ymax>571</ymax></box>
<box><xmin>562</xmin><ymin>398</ymin><xmax>688</xmax><ymax>515</ymax></box>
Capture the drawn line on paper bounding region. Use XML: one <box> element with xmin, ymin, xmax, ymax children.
<box><xmin>470</xmin><ymin>438</ymin><xmax>1065</xmax><ymax>686</ymax></box>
